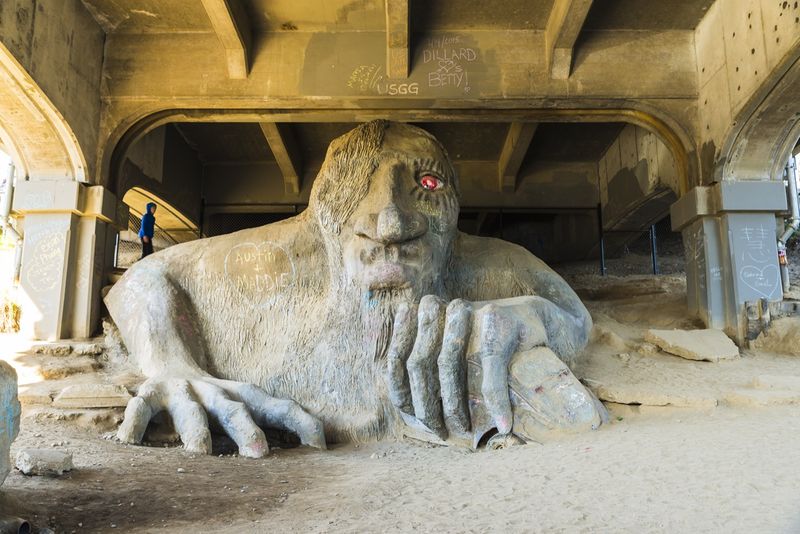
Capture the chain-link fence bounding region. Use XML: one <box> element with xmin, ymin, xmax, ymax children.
<box><xmin>203</xmin><ymin>210</ymin><xmax>302</xmax><ymax>237</ymax></box>
<box><xmin>598</xmin><ymin>218</ymin><xmax>685</xmax><ymax>276</ymax></box>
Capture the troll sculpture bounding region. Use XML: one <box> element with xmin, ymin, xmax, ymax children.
<box><xmin>106</xmin><ymin>120</ymin><xmax>604</xmax><ymax>456</ymax></box>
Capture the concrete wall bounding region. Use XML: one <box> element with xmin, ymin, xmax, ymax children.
<box><xmin>126</xmin><ymin>125</ymin><xmax>166</xmax><ymax>184</ymax></box>
<box><xmin>202</xmin><ymin>159</ymin><xmax>599</xmax><ymax>211</ymax></box>
<box><xmin>0</xmin><ymin>0</ymin><xmax>105</xmax><ymax>182</ymax></box>
<box><xmin>493</xmin><ymin>211</ymin><xmax>599</xmax><ymax>264</ymax></box>
<box><xmin>598</xmin><ymin>124</ymin><xmax>679</xmax><ymax>226</ymax></box>
<box><xmin>203</xmin><ymin>161</ymin><xmax>298</xmax><ymax>207</ymax></box>
<box><xmin>461</xmin><ymin>161</ymin><xmax>599</xmax><ymax>209</ymax></box>
<box><xmin>120</xmin><ymin>125</ymin><xmax>203</xmax><ymax>225</ymax></box>
<box><xmin>695</xmin><ymin>0</ymin><xmax>800</xmax><ymax>182</ymax></box>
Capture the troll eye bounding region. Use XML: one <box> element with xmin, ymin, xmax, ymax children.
<box><xmin>419</xmin><ymin>174</ymin><xmax>444</xmax><ymax>191</ymax></box>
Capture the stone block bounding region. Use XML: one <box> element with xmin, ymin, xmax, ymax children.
<box><xmin>644</xmin><ymin>329</ymin><xmax>739</xmax><ymax>362</ymax></box>
<box><xmin>15</xmin><ymin>449</ymin><xmax>73</xmax><ymax>476</ymax></box>
<box><xmin>593</xmin><ymin>382</ymin><xmax>719</xmax><ymax>409</ymax></box>
<box><xmin>40</xmin><ymin>357</ymin><xmax>101</xmax><ymax>380</ymax></box>
<box><xmin>33</xmin><ymin>343</ymin><xmax>72</xmax><ymax>356</ymax></box>
<box><xmin>53</xmin><ymin>384</ymin><xmax>131</xmax><ymax>408</ymax></box>
<box><xmin>72</xmin><ymin>342</ymin><xmax>104</xmax><ymax>356</ymax></box>
<box><xmin>751</xmin><ymin>317</ymin><xmax>800</xmax><ymax>356</ymax></box>
<box><xmin>17</xmin><ymin>385</ymin><xmax>53</xmax><ymax>406</ymax></box>
<box><xmin>0</xmin><ymin>362</ymin><xmax>20</xmax><ymax>486</ymax></box>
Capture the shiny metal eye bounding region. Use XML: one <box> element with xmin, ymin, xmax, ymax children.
<box><xmin>420</xmin><ymin>174</ymin><xmax>443</xmax><ymax>191</ymax></box>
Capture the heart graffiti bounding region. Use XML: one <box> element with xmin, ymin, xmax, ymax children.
<box><xmin>223</xmin><ymin>241</ymin><xmax>296</xmax><ymax>294</ymax></box>
<box><xmin>738</xmin><ymin>264</ymin><xmax>781</xmax><ymax>299</ymax></box>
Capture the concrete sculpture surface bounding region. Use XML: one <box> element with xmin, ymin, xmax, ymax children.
<box><xmin>106</xmin><ymin>120</ymin><xmax>603</xmax><ymax>456</ymax></box>
<box><xmin>1</xmin><ymin>361</ymin><xmax>20</xmax><ymax>486</ymax></box>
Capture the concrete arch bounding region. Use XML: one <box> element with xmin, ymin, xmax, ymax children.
<box><xmin>121</xmin><ymin>187</ymin><xmax>198</xmax><ymax>238</ymax></box>
<box><xmin>718</xmin><ymin>44</ymin><xmax>800</xmax><ymax>182</ymax></box>
<box><xmin>0</xmin><ymin>42</ymin><xmax>87</xmax><ymax>181</ymax></box>
<box><xmin>101</xmin><ymin>103</ymin><xmax>698</xmax><ymax>198</ymax></box>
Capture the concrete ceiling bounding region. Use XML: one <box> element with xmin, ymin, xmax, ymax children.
<box><xmin>175</xmin><ymin>123</ymin><xmax>273</xmax><ymax>163</ymax></box>
<box><xmin>173</xmin><ymin>121</ymin><xmax>625</xmax><ymax>170</ymax></box>
<box><xmin>79</xmin><ymin>0</ymin><xmax>709</xmax><ymax>194</ymax></box>
<box><xmin>293</xmin><ymin>123</ymin><xmax>359</xmax><ymax>165</ymax></box>
<box><xmin>79</xmin><ymin>0</ymin><xmax>212</xmax><ymax>33</ymax></box>
<box><xmin>244</xmin><ymin>0</ymin><xmax>386</xmax><ymax>32</ymax></box>
<box><xmin>583</xmin><ymin>0</ymin><xmax>716</xmax><ymax>30</ymax></box>
<box><xmin>526</xmin><ymin>123</ymin><xmax>625</xmax><ymax>161</ymax></box>
<box><xmin>411</xmin><ymin>0</ymin><xmax>555</xmax><ymax>31</ymax></box>
<box><xmin>412</xmin><ymin>123</ymin><xmax>509</xmax><ymax>161</ymax></box>
<box><xmin>80</xmin><ymin>0</ymin><xmax>718</xmax><ymax>34</ymax></box>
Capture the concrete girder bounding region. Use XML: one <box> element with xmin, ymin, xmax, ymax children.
<box><xmin>259</xmin><ymin>122</ymin><xmax>303</xmax><ymax>195</ymax></box>
<box><xmin>498</xmin><ymin>122</ymin><xmax>538</xmax><ymax>193</ymax></box>
<box><xmin>100</xmin><ymin>30</ymin><xmax>697</xmax><ymax>100</ymax></box>
<box><xmin>102</xmin><ymin>105</ymin><xmax>696</xmax><ymax>199</ymax></box>
<box><xmin>199</xmin><ymin>0</ymin><xmax>252</xmax><ymax>79</ymax></box>
<box><xmin>545</xmin><ymin>0</ymin><xmax>594</xmax><ymax>80</ymax></box>
<box><xmin>385</xmin><ymin>0</ymin><xmax>409</xmax><ymax>79</ymax></box>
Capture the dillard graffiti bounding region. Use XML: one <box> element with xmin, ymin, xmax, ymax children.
<box><xmin>421</xmin><ymin>36</ymin><xmax>477</xmax><ymax>92</ymax></box>
<box><xmin>346</xmin><ymin>35</ymin><xmax>479</xmax><ymax>96</ymax></box>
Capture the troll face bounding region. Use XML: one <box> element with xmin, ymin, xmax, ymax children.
<box><xmin>310</xmin><ymin>121</ymin><xmax>459</xmax><ymax>299</ymax></box>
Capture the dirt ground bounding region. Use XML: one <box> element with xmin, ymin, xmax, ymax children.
<box><xmin>3</xmin><ymin>406</ymin><xmax>800</xmax><ymax>533</ymax></box>
<box><xmin>3</xmin><ymin>248</ymin><xmax>800</xmax><ymax>532</ymax></box>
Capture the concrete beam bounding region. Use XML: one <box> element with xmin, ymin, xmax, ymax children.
<box><xmin>200</xmin><ymin>0</ymin><xmax>251</xmax><ymax>79</ymax></box>
<box><xmin>498</xmin><ymin>123</ymin><xmax>538</xmax><ymax>193</ymax></box>
<box><xmin>259</xmin><ymin>123</ymin><xmax>303</xmax><ymax>195</ymax></box>
<box><xmin>545</xmin><ymin>0</ymin><xmax>593</xmax><ymax>80</ymax></box>
<box><xmin>385</xmin><ymin>0</ymin><xmax>409</xmax><ymax>78</ymax></box>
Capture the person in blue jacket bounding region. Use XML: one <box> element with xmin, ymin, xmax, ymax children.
<box><xmin>138</xmin><ymin>202</ymin><xmax>157</xmax><ymax>259</ymax></box>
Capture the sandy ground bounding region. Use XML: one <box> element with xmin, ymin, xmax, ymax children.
<box><xmin>3</xmin><ymin>261</ymin><xmax>800</xmax><ymax>532</ymax></box>
<box><xmin>2</xmin><ymin>406</ymin><xmax>800</xmax><ymax>534</ymax></box>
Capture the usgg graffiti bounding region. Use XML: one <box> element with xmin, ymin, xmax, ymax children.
<box><xmin>344</xmin><ymin>34</ymin><xmax>480</xmax><ymax>96</ymax></box>
<box><xmin>381</xmin><ymin>82</ymin><xmax>419</xmax><ymax>95</ymax></box>
<box><xmin>347</xmin><ymin>64</ymin><xmax>419</xmax><ymax>96</ymax></box>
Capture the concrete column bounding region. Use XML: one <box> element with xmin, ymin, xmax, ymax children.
<box><xmin>12</xmin><ymin>181</ymin><xmax>125</xmax><ymax>340</ymax></box>
<box><xmin>671</xmin><ymin>181</ymin><xmax>787</xmax><ymax>343</ymax></box>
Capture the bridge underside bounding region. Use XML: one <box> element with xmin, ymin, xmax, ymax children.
<box><xmin>0</xmin><ymin>0</ymin><xmax>798</xmax><ymax>342</ymax></box>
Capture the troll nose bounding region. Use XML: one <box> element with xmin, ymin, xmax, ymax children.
<box><xmin>354</xmin><ymin>205</ymin><xmax>427</xmax><ymax>244</ymax></box>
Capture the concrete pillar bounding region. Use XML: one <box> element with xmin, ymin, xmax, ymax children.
<box><xmin>12</xmin><ymin>181</ymin><xmax>125</xmax><ymax>340</ymax></box>
<box><xmin>671</xmin><ymin>181</ymin><xmax>787</xmax><ymax>343</ymax></box>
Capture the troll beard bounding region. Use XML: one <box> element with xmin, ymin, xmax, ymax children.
<box><xmin>302</xmin><ymin>269</ymin><xmax>449</xmax><ymax>442</ymax></box>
